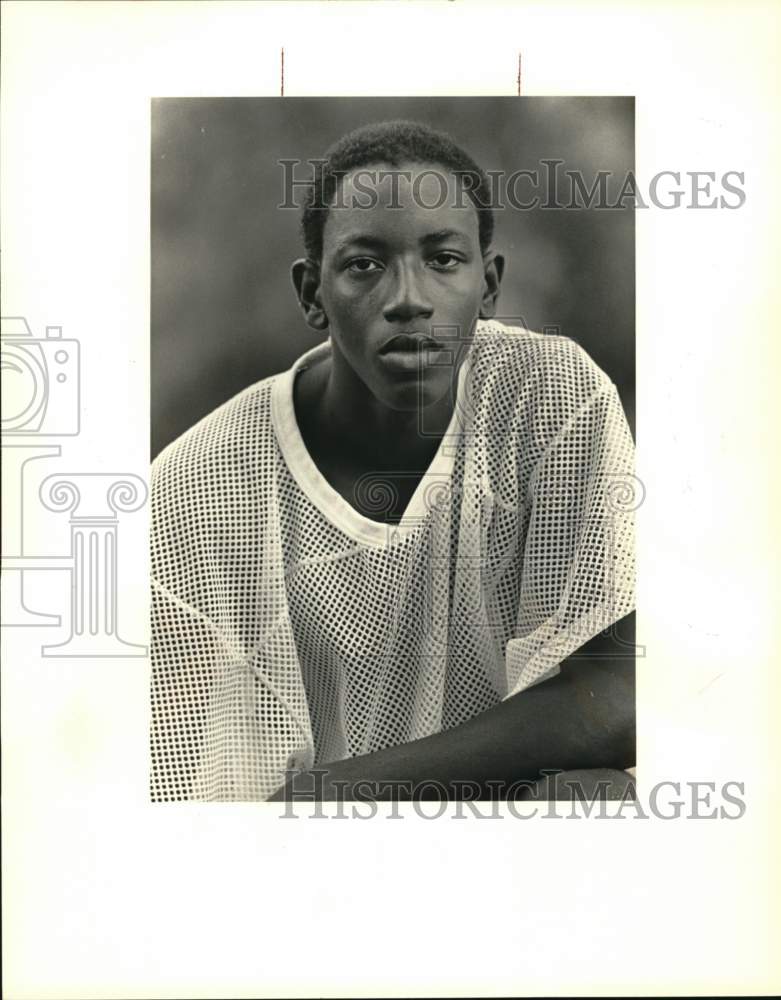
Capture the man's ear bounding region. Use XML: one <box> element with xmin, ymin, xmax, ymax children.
<box><xmin>478</xmin><ymin>251</ymin><xmax>505</xmax><ymax>319</ymax></box>
<box><xmin>291</xmin><ymin>258</ymin><xmax>329</xmax><ymax>331</ymax></box>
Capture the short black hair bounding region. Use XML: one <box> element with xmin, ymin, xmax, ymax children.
<box><xmin>301</xmin><ymin>119</ymin><xmax>495</xmax><ymax>261</ymax></box>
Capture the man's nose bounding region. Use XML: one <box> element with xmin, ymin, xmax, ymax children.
<box><xmin>382</xmin><ymin>262</ymin><xmax>434</xmax><ymax>324</ymax></box>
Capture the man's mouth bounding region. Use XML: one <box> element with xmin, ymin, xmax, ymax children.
<box><xmin>379</xmin><ymin>333</ymin><xmax>444</xmax><ymax>355</ymax></box>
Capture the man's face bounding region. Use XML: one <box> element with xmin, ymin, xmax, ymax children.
<box><xmin>314</xmin><ymin>161</ymin><xmax>499</xmax><ymax>410</ymax></box>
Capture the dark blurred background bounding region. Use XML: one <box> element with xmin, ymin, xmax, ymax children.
<box><xmin>151</xmin><ymin>97</ymin><xmax>634</xmax><ymax>459</ymax></box>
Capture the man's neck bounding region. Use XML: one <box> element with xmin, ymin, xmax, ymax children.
<box><xmin>297</xmin><ymin>350</ymin><xmax>457</xmax><ymax>472</ymax></box>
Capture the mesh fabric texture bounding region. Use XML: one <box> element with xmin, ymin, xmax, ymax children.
<box><xmin>150</xmin><ymin>320</ymin><xmax>636</xmax><ymax>801</ymax></box>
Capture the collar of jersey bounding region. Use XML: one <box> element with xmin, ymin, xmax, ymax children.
<box><xmin>270</xmin><ymin>335</ymin><xmax>474</xmax><ymax>548</ymax></box>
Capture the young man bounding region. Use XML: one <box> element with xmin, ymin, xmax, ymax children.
<box><xmin>150</xmin><ymin>120</ymin><xmax>636</xmax><ymax>803</ymax></box>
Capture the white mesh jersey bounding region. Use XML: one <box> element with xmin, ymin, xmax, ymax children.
<box><xmin>151</xmin><ymin>320</ymin><xmax>636</xmax><ymax>802</ymax></box>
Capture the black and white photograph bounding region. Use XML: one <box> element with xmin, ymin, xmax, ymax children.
<box><xmin>151</xmin><ymin>97</ymin><xmax>637</xmax><ymax>803</ymax></box>
<box><xmin>3</xmin><ymin>2</ymin><xmax>780</xmax><ymax>997</ymax></box>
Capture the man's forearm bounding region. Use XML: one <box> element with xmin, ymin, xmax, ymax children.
<box><xmin>270</xmin><ymin>623</ymin><xmax>636</xmax><ymax>801</ymax></box>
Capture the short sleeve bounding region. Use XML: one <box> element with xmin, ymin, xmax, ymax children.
<box><xmin>149</xmin><ymin>379</ymin><xmax>313</xmax><ymax>802</ymax></box>
<box><xmin>504</xmin><ymin>381</ymin><xmax>637</xmax><ymax>697</ymax></box>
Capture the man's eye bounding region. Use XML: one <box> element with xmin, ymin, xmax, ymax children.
<box><xmin>429</xmin><ymin>252</ymin><xmax>462</xmax><ymax>269</ymax></box>
<box><xmin>346</xmin><ymin>258</ymin><xmax>382</xmax><ymax>274</ymax></box>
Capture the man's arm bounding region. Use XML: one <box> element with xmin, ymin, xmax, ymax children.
<box><xmin>268</xmin><ymin>611</ymin><xmax>636</xmax><ymax>801</ymax></box>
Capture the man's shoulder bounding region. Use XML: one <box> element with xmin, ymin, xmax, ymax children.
<box><xmin>152</xmin><ymin>374</ymin><xmax>278</xmax><ymax>496</ymax></box>
<box><xmin>463</xmin><ymin>321</ymin><xmax>629</xmax><ymax>506</ymax></box>
<box><xmin>469</xmin><ymin>320</ymin><xmax>615</xmax><ymax>440</ymax></box>
<box><xmin>150</xmin><ymin>373</ymin><xmax>282</xmax><ymax>592</ymax></box>
<box><xmin>472</xmin><ymin>319</ymin><xmax>613</xmax><ymax>397</ymax></box>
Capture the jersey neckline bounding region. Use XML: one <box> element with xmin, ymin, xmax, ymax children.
<box><xmin>270</xmin><ymin>335</ymin><xmax>474</xmax><ymax>548</ymax></box>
